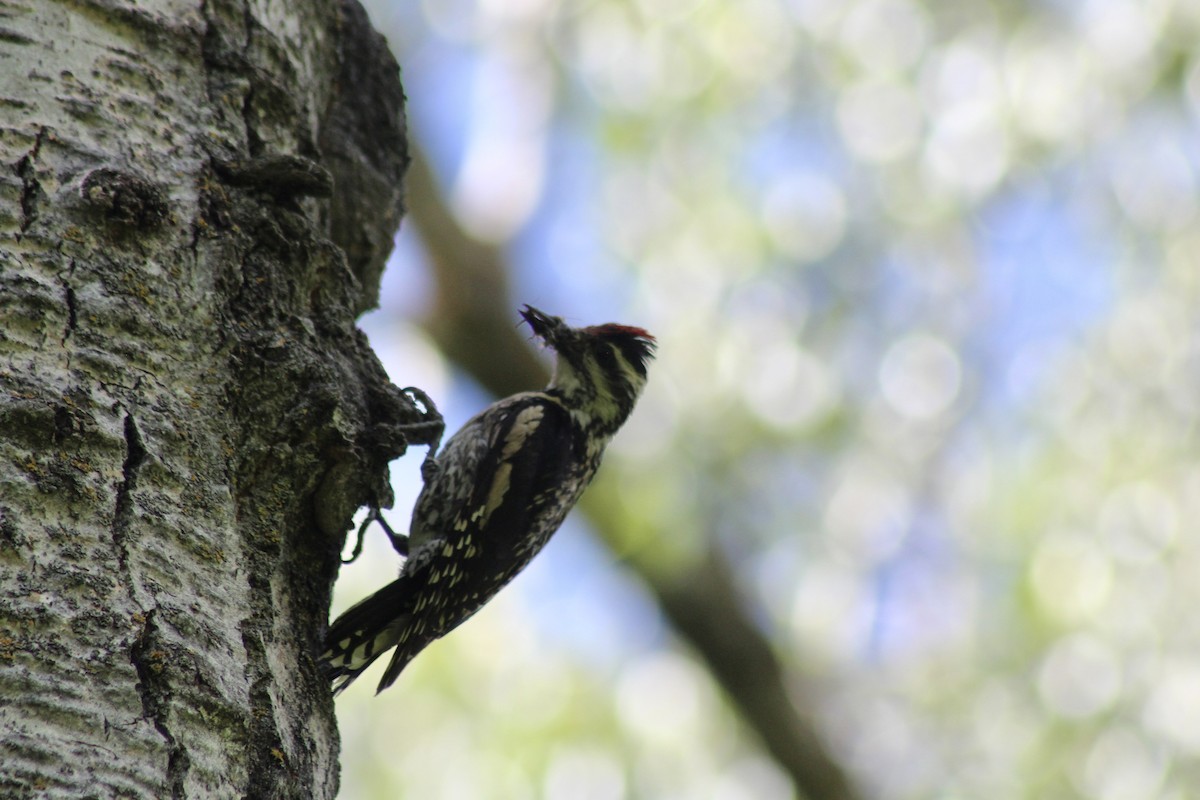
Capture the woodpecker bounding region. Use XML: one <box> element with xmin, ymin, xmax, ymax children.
<box><xmin>322</xmin><ymin>305</ymin><xmax>656</xmax><ymax>694</ymax></box>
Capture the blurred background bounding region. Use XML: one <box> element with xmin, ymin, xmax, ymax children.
<box><xmin>330</xmin><ymin>0</ymin><xmax>1200</xmax><ymax>798</ymax></box>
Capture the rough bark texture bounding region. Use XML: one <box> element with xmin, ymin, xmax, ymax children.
<box><xmin>0</xmin><ymin>1</ymin><xmax>420</xmax><ymax>797</ymax></box>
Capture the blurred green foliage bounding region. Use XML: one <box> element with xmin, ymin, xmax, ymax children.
<box><xmin>335</xmin><ymin>0</ymin><xmax>1200</xmax><ymax>797</ymax></box>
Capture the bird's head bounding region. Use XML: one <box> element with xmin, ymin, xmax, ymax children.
<box><xmin>520</xmin><ymin>305</ymin><xmax>656</xmax><ymax>433</ymax></box>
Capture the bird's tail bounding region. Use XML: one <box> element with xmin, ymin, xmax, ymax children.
<box><xmin>321</xmin><ymin>577</ymin><xmax>420</xmax><ymax>695</ymax></box>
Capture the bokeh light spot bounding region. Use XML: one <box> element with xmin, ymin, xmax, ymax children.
<box><xmin>879</xmin><ymin>334</ymin><xmax>962</xmax><ymax>420</ymax></box>
<box><xmin>1037</xmin><ymin>634</ymin><xmax>1122</xmax><ymax>718</ymax></box>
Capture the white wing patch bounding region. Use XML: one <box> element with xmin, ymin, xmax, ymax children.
<box><xmin>452</xmin><ymin>404</ymin><xmax>546</xmax><ymax>535</ymax></box>
<box><xmin>483</xmin><ymin>463</ymin><xmax>513</xmax><ymax>520</ymax></box>
<box><xmin>482</xmin><ymin>404</ymin><xmax>545</xmax><ymax>522</ymax></box>
<box><xmin>503</xmin><ymin>404</ymin><xmax>546</xmax><ymax>458</ymax></box>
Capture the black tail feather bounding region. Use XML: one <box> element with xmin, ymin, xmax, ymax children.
<box><xmin>321</xmin><ymin>577</ymin><xmax>417</xmax><ymax>695</ymax></box>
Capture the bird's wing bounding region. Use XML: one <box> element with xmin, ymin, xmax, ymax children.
<box><xmin>371</xmin><ymin>396</ymin><xmax>577</xmax><ymax>691</ymax></box>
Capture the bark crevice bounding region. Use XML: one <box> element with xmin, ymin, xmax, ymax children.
<box><xmin>64</xmin><ymin>284</ymin><xmax>77</xmax><ymax>336</ymax></box>
<box><xmin>130</xmin><ymin>610</ymin><xmax>191</xmax><ymax>800</ymax></box>
<box><xmin>0</xmin><ymin>2</ymin><xmax>410</xmax><ymax>795</ymax></box>
<box><xmin>14</xmin><ymin>126</ymin><xmax>47</xmax><ymax>236</ymax></box>
<box><xmin>112</xmin><ymin>412</ymin><xmax>147</xmax><ymax>589</ymax></box>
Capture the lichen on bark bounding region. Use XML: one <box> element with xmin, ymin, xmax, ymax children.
<box><xmin>0</xmin><ymin>1</ymin><xmax>418</xmax><ymax>797</ymax></box>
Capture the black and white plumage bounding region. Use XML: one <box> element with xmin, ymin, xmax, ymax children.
<box><xmin>321</xmin><ymin>305</ymin><xmax>656</xmax><ymax>694</ymax></box>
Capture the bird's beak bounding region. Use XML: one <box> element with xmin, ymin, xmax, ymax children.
<box><xmin>520</xmin><ymin>305</ymin><xmax>568</xmax><ymax>346</ymax></box>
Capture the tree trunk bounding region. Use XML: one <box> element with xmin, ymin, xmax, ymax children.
<box><xmin>0</xmin><ymin>1</ymin><xmax>419</xmax><ymax>797</ymax></box>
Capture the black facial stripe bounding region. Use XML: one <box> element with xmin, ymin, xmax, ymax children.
<box><xmin>596</xmin><ymin>344</ymin><xmax>617</xmax><ymax>369</ymax></box>
<box><xmin>611</xmin><ymin>337</ymin><xmax>652</xmax><ymax>377</ymax></box>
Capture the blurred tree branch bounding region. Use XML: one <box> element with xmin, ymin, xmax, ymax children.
<box><xmin>403</xmin><ymin>143</ymin><xmax>862</xmax><ymax>800</ymax></box>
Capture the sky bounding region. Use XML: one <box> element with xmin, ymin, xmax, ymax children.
<box><xmin>331</xmin><ymin>1</ymin><xmax>1200</xmax><ymax>798</ymax></box>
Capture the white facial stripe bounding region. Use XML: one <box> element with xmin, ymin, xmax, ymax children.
<box><xmin>609</xmin><ymin>343</ymin><xmax>644</xmax><ymax>393</ymax></box>
<box><xmin>550</xmin><ymin>339</ymin><xmax>648</xmax><ymax>430</ymax></box>
<box><xmin>587</xmin><ymin>350</ymin><xmax>607</xmax><ymax>392</ymax></box>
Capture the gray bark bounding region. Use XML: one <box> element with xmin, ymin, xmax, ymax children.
<box><xmin>0</xmin><ymin>1</ymin><xmax>418</xmax><ymax>797</ymax></box>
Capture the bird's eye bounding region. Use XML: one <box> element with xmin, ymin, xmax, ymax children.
<box><xmin>596</xmin><ymin>346</ymin><xmax>617</xmax><ymax>369</ymax></box>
